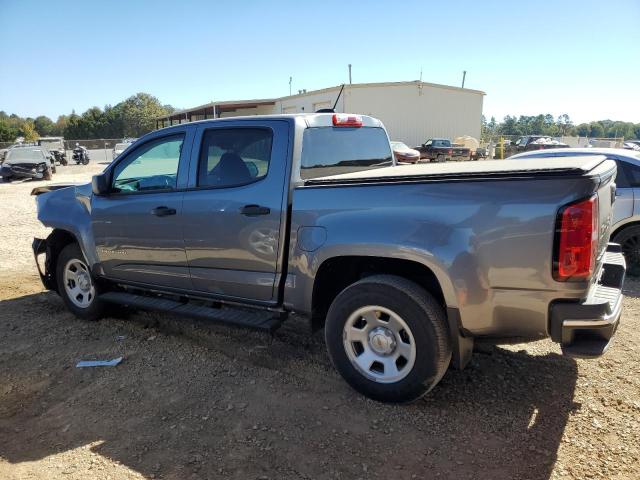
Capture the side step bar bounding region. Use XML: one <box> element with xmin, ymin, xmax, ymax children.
<box><xmin>101</xmin><ymin>291</ymin><xmax>282</xmax><ymax>332</ymax></box>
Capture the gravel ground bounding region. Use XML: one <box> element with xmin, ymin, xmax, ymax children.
<box><xmin>0</xmin><ymin>161</ymin><xmax>639</xmax><ymax>480</ymax></box>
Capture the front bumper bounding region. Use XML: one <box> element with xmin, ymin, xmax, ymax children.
<box><xmin>32</xmin><ymin>237</ymin><xmax>56</xmax><ymax>291</ymax></box>
<box><xmin>549</xmin><ymin>243</ymin><xmax>625</xmax><ymax>358</ymax></box>
<box><xmin>0</xmin><ymin>165</ymin><xmax>43</xmax><ymax>179</ymax></box>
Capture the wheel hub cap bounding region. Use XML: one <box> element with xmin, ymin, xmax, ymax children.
<box><xmin>368</xmin><ymin>327</ymin><xmax>396</xmax><ymax>355</ymax></box>
<box><xmin>77</xmin><ymin>272</ymin><xmax>90</xmax><ymax>291</ymax></box>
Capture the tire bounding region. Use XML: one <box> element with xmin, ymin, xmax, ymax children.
<box><xmin>61</xmin><ymin>158</ymin><xmax>68</xmax><ymax>166</ymax></box>
<box><xmin>43</xmin><ymin>168</ymin><xmax>52</xmax><ymax>180</ymax></box>
<box><xmin>51</xmin><ymin>165</ymin><xmax>57</xmax><ymax>174</ymax></box>
<box><xmin>1</xmin><ymin>176</ymin><xmax>12</xmax><ymax>183</ymax></box>
<box><xmin>56</xmin><ymin>243</ymin><xmax>106</xmax><ymax>321</ymax></box>
<box><xmin>613</xmin><ymin>226</ymin><xmax>640</xmax><ymax>276</ymax></box>
<box><xmin>325</xmin><ymin>275</ymin><xmax>452</xmax><ymax>403</ymax></box>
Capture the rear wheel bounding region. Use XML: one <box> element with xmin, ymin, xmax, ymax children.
<box><xmin>325</xmin><ymin>275</ymin><xmax>452</xmax><ymax>403</ymax></box>
<box><xmin>56</xmin><ymin>243</ymin><xmax>107</xmax><ymax>320</ymax></box>
<box><xmin>1</xmin><ymin>176</ymin><xmax>12</xmax><ymax>183</ymax></box>
<box><xmin>613</xmin><ymin>225</ymin><xmax>640</xmax><ymax>276</ymax></box>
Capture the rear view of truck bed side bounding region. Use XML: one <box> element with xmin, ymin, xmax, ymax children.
<box><xmin>284</xmin><ymin>156</ymin><xmax>623</xmax><ymax>393</ymax></box>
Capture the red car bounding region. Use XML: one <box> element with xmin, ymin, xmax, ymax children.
<box><xmin>391</xmin><ymin>141</ymin><xmax>420</xmax><ymax>164</ymax></box>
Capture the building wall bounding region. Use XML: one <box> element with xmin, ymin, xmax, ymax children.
<box><xmin>344</xmin><ymin>83</ymin><xmax>483</xmax><ymax>147</ymax></box>
<box><xmin>277</xmin><ymin>89</ymin><xmax>344</xmax><ymax>115</ymax></box>
<box><xmin>169</xmin><ymin>82</ymin><xmax>484</xmax><ymax>146</ymax></box>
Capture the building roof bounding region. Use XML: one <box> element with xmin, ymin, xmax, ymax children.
<box><xmin>156</xmin><ymin>80</ymin><xmax>486</xmax><ymax>121</ymax></box>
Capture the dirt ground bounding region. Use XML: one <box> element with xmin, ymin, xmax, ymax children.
<box><xmin>0</xmin><ymin>161</ymin><xmax>639</xmax><ymax>480</ymax></box>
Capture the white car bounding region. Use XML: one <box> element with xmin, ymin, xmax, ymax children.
<box><xmin>112</xmin><ymin>142</ymin><xmax>132</xmax><ymax>159</ymax></box>
<box><xmin>511</xmin><ymin>147</ymin><xmax>640</xmax><ymax>275</ymax></box>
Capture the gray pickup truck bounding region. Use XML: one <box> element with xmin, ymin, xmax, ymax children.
<box><xmin>32</xmin><ymin>113</ymin><xmax>625</xmax><ymax>403</ymax></box>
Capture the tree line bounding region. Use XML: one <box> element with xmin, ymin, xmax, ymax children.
<box><xmin>482</xmin><ymin>114</ymin><xmax>640</xmax><ymax>141</ymax></box>
<box><xmin>0</xmin><ymin>93</ymin><xmax>175</xmax><ymax>143</ymax></box>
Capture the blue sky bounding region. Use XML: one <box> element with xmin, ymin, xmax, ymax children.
<box><xmin>0</xmin><ymin>0</ymin><xmax>638</xmax><ymax>124</ymax></box>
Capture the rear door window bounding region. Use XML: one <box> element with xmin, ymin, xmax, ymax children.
<box><xmin>620</xmin><ymin>161</ymin><xmax>640</xmax><ymax>187</ymax></box>
<box><xmin>197</xmin><ymin>128</ymin><xmax>273</xmax><ymax>188</ymax></box>
<box><xmin>301</xmin><ymin>127</ymin><xmax>392</xmax><ymax>179</ymax></box>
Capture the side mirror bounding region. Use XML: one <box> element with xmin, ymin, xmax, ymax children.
<box><xmin>92</xmin><ymin>173</ymin><xmax>110</xmax><ymax>195</ymax></box>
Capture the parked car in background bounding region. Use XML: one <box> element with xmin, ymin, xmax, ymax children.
<box><xmin>623</xmin><ymin>141</ymin><xmax>640</xmax><ymax>151</ymax></box>
<box><xmin>31</xmin><ymin>113</ymin><xmax>624</xmax><ymax>403</ymax></box>
<box><xmin>38</xmin><ymin>137</ymin><xmax>67</xmax><ymax>165</ymax></box>
<box><xmin>515</xmin><ymin>135</ymin><xmax>569</xmax><ymax>152</ymax></box>
<box><xmin>112</xmin><ymin>142</ymin><xmax>132</xmax><ymax>159</ymax></box>
<box><xmin>390</xmin><ymin>141</ymin><xmax>420</xmax><ymax>164</ymax></box>
<box><xmin>512</xmin><ymin>147</ymin><xmax>640</xmax><ymax>275</ymax></box>
<box><xmin>415</xmin><ymin>138</ymin><xmax>471</xmax><ymax>162</ymax></box>
<box><xmin>1</xmin><ymin>146</ymin><xmax>54</xmax><ymax>181</ymax></box>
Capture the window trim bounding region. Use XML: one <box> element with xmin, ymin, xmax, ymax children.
<box><xmin>108</xmin><ymin>133</ymin><xmax>186</xmax><ymax>197</ymax></box>
<box><xmin>193</xmin><ymin>125</ymin><xmax>274</xmax><ymax>191</ymax></box>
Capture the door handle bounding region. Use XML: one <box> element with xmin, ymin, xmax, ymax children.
<box><xmin>240</xmin><ymin>204</ymin><xmax>270</xmax><ymax>216</ymax></box>
<box><xmin>151</xmin><ymin>206</ymin><xmax>177</xmax><ymax>217</ymax></box>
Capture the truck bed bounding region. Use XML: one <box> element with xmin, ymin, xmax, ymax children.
<box><xmin>306</xmin><ymin>155</ymin><xmax>608</xmax><ymax>184</ymax></box>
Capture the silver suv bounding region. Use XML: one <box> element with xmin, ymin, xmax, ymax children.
<box><xmin>511</xmin><ymin>147</ymin><xmax>640</xmax><ymax>275</ymax></box>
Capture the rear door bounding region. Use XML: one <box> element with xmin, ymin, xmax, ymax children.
<box><xmin>181</xmin><ymin>120</ymin><xmax>291</xmax><ymax>303</ymax></box>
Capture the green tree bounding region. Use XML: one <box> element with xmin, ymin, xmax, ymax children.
<box><xmin>34</xmin><ymin>115</ymin><xmax>55</xmax><ymax>136</ymax></box>
<box><xmin>20</xmin><ymin>121</ymin><xmax>39</xmax><ymax>142</ymax></box>
<box><xmin>0</xmin><ymin>120</ymin><xmax>20</xmax><ymax>142</ymax></box>
<box><xmin>119</xmin><ymin>93</ymin><xmax>171</xmax><ymax>137</ymax></box>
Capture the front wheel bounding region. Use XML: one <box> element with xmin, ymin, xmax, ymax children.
<box><xmin>56</xmin><ymin>243</ymin><xmax>107</xmax><ymax>320</ymax></box>
<box><xmin>325</xmin><ymin>275</ymin><xmax>452</xmax><ymax>403</ymax></box>
<box><xmin>613</xmin><ymin>226</ymin><xmax>640</xmax><ymax>276</ymax></box>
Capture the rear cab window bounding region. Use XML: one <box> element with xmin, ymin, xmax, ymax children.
<box><xmin>300</xmin><ymin>126</ymin><xmax>392</xmax><ymax>180</ymax></box>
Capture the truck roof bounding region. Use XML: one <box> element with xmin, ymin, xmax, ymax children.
<box><xmin>308</xmin><ymin>155</ymin><xmax>611</xmax><ymax>183</ymax></box>
<box><xmin>155</xmin><ymin>113</ymin><xmax>384</xmax><ymax>132</ymax></box>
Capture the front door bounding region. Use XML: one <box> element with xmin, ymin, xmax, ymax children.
<box><xmin>181</xmin><ymin>120</ymin><xmax>290</xmax><ymax>303</ymax></box>
<box><xmin>91</xmin><ymin>131</ymin><xmax>193</xmax><ymax>290</ymax></box>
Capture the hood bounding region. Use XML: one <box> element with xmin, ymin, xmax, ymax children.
<box><xmin>31</xmin><ymin>183</ymin><xmax>84</xmax><ymax>196</ymax></box>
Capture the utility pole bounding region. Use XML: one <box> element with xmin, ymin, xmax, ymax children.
<box><xmin>289</xmin><ymin>77</ymin><xmax>292</xmax><ymax>96</ymax></box>
<box><xmin>461</xmin><ymin>70</ymin><xmax>466</xmax><ymax>88</ymax></box>
<box><xmin>348</xmin><ymin>64</ymin><xmax>352</xmax><ymax>84</ymax></box>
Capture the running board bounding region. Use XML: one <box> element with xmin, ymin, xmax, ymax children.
<box><xmin>101</xmin><ymin>291</ymin><xmax>282</xmax><ymax>332</ymax></box>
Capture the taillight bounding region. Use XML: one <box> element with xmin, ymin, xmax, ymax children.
<box><xmin>554</xmin><ymin>196</ymin><xmax>599</xmax><ymax>281</ymax></box>
<box><xmin>332</xmin><ymin>113</ymin><xmax>362</xmax><ymax>127</ymax></box>
<box><xmin>448</xmin><ymin>149</ymin><xmax>453</xmax><ymax>155</ymax></box>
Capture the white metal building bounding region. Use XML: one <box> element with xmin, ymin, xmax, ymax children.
<box><xmin>156</xmin><ymin>81</ymin><xmax>485</xmax><ymax>147</ymax></box>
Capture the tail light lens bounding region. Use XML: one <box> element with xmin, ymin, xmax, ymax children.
<box><xmin>554</xmin><ymin>196</ymin><xmax>599</xmax><ymax>281</ymax></box>
<box><xmin>448</xmin><ymin>149</ymin><xmax>453</xmax><ymax>155</ymax></box>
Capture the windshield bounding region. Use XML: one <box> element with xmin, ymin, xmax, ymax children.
<box><xmin>6</xmin><ymin>149</ymin><xmax>45</xmax><ymax>162</ymax></box>
<box><xmin>391</xmin><ymin>142</ymin><xmax>408</xmax><ymax>149</ymax></box>
<box><xmin>301</xmin><ymin>127</ymin><xmax>393</xmax><ymax>179</ymax></box>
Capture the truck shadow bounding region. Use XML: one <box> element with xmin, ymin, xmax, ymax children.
<box><xmin>0</xmin><ymin>291</ymin><xmax>578</xmax><ymax>480</ymax></box>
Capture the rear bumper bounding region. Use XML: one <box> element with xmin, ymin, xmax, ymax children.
<box><xmin>549</xmin><ymin>243</ymin><xmax>625</xmax><ymax>358</ymax></box>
